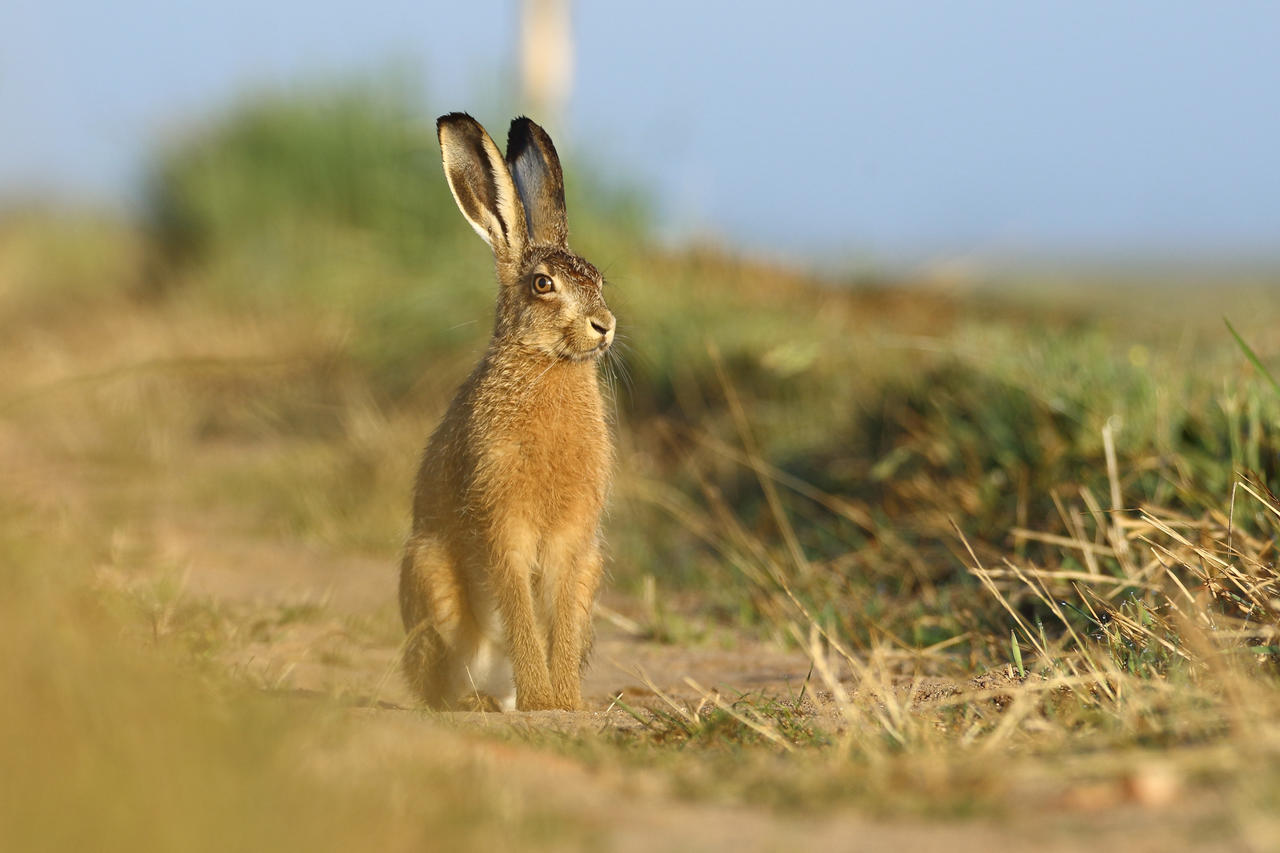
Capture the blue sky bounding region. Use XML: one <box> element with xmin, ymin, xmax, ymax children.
<box><xmin>3</xmin><ymin>1</ymin><xmax>1278</xmax><ymax>263</ymax></box>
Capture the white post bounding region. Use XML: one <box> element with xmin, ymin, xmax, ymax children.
<box><xmin>519</xmin><ymin>0</ymin><xmax>573</xmax><ymax>136</ymax></box>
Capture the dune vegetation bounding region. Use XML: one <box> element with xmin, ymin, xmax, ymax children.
<box><xmin>3</xmin><ymin>82</ymin><xmax>1279</xmax><ymax>849</ymax></box>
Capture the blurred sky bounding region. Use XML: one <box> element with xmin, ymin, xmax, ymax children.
<box><xmin>3</xmin><ymin>1</ymin><xmax>1278</xmax><ymax>264</ymax></box>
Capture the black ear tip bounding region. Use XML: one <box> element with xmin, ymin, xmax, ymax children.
<box><xmin>437</xmin><ymin>111</ymin><xmax>479</xmax><ymax>136</ymax></box>
<box><xmin>506</xmin><ymin>116</ymin><xmax>534</xmax><ymax>149</ymax></box>
<box><xmin>506</xmin><ymin>116</ymin><xmax>557</xmax><ymax>159</ymax></box>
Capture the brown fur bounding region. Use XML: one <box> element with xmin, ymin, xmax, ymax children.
<box><xmin>398</xmin><ymin>114</ymin><xmax>615</xmax><ymax>711</ymax></box>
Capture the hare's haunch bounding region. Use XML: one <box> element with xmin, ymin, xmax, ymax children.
<box><xmin>398</xmin><ymin>114</ymin><xmax>615</xmax><ymax>711</ymax></box>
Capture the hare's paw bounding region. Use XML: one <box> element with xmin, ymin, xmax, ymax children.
<box><xmin>515</xmin><ymin>684</ymin><xmax>557</xmax><ymax>711</ymax></box>
<box><xmin>455</xmin><ymin>693</ymin><xmax>504</xmax><ymax>713</ymax></box>
<box><xmin>550</xmin><ymin>687</ymin><xmax>583</xmax><ymax>711</ymax></box>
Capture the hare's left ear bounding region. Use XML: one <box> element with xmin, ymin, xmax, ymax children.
<box><xmin>506</xmin><ymin>118</ymin><xmax>568</xmax><ymax>248</ymax></box>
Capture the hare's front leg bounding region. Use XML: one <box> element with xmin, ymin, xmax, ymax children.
<box><xmin>548</xmin><ymin>540</ymin><xmax>604</xmax><ymax>710</ymax></box>
<box><xmin>491</xmin><ymin>539</ymin><xmax>556</xmax><ymax>710</ymax></box>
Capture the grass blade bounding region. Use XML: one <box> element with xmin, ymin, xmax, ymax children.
<box><xmin>1225</xmin><ymin>316</ymin><xmax>1280</xmax><ymax>395</ymax></box>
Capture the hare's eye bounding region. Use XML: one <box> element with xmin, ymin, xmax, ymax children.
<box><xmin>531</xmin><ymin>274</ymin><xmax>555</xmax><ymax>295</ymax></box>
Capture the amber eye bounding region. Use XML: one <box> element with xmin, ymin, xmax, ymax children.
<box><xmin>531</xmin><ymin>274</ymin><xmax>555</xmax><ymax>295</ymax></box>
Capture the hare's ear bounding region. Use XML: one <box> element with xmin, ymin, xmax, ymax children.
<box><xmin>506</xmin><ymin>117</ymin><xmax>568</xmax><ymax>248</ymax></box>
<box><xmin>437</xmin><ymin>113</ymin><xmax>528</xmax><ymax>261</ymax></box>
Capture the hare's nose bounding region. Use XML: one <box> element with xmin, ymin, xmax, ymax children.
<box><xmin>590</xmin><ymin>315</ymin><xmax>616</xmax><ymax>336</ymax></box>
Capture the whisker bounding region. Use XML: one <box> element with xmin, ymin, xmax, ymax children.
<box><xmin>600</xmin><ymin>358</ymin><xmax>621</xmax><ymax>427</ymax></box>
<box><xmin>609</xmin><ymin>347</ymin><xmax>630</xmax><ymax>389</ymax></box>
<box><xmin>609</xmin><ymin>337</ymin><xmax>654</xmax><ymax>379</ymax></box>
<box><xmin>605</xmin><ymin>347</ymin><xmax>635</xmax><ymax>407</ymax></box>
<box><xmin>606</xmin><ymin>341</ymin><xmax>637</xmax><ymax>396</ymax></box>
<box><xmin>528</xmin><ymin>350</ymin><xmax>560</xmax><ymax>387</ymax></box>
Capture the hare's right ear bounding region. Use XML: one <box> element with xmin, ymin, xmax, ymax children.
<box><xmin>437</xmin><ymin>113</ymin><xmax>528</xmax><ymax>262</ymax></box>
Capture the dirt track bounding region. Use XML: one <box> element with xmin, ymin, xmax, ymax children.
<box><xmin>159</xmin><ymin>518</ymin><xmax>1246</xmax><ymax>853</ymax></box>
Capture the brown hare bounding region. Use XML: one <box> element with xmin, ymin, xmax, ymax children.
<box><xmin>399</xmin><ymin>113</ymin><xmax>616</xmax><ymax>711</ymax></box>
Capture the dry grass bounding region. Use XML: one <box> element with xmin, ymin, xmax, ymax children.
<box><xmin>2</xmin><ymin>117</ymin><xmax>1279</xmax><ymax>849</ymax></box>
<box><xmin>589</xmin><ymin>366</ymin><xmax>1280</xmax><ymax>839</ymax></box>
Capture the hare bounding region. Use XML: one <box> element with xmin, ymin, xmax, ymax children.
<box><xmin>398</xmin><ymin>113</ymin><xmax>616</xmax><ymax>711</ymax></box>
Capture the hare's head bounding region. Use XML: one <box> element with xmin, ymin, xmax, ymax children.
<box><xmin>438</xmin><ymin>113</ymin><xmax>615</xmax><ymax>362</ymax></box>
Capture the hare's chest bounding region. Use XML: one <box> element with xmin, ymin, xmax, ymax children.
<box><xmin>476</xmin><ymin>400</ymin><xmax>606</xmax><ymax>512</ymax></box>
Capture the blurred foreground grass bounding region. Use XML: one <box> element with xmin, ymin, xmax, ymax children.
<box><xmin>3</xmin><ymin>83</ymin><xmax>1280</xmax><ymax>848</ymax></box>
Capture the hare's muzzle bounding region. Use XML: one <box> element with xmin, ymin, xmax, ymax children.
<box><xmin>589</xmin><ymin>313</ymin><xmax>616</xmax><ymax>349</ymax></box>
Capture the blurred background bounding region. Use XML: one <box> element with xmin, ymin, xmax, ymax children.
<box><xmin>3</xmin><ymin>0</ymin><xmax>1279</xmax><ymax>693</ymax></box>
<box><xmin>5</xmin><ymin>0</ymin><xmax>1279</xmax><ymax>267</ymax></box>
<box><xmin>4</xmin><ymin>5</ymin><xmax>1280</xmax><ymax>850</ymax></box>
